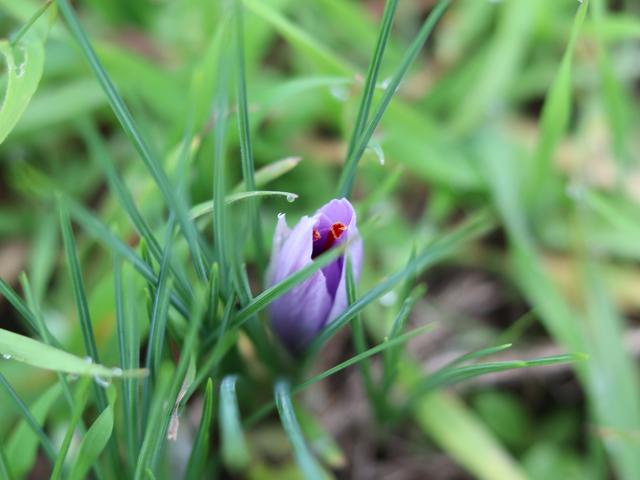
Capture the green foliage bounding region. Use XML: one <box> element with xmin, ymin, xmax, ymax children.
<box><xmin>0</xmin><ymin>0</ymin><xmax>638</xmax><ymax>478</ymax></box>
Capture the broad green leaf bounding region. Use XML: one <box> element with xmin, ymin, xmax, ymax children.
<box><xmin>0</xmin><ymin>328</ymin><xmax>146</xmax><ymax>378</ymax></box>
<box><xmin>6</xmin><ymin>383</ymin><xmax>62</xmax><ymax>478</ymax></box>
<box><xmin>68</xmin><ymin>385</ymin><xmax>117</xmax><ymax>480</ymax></box>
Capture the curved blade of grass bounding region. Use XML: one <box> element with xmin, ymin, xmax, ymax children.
<box><xmin>0</xmin><ymin>444</ymin><xmax>12</xmax><ymax>480</ymax></box>
<box><xmin>136</xmin><ymin>288</ymin><xmax>205</xmax><ymax>477</ymax></box>
<box><xmin>59</xmin><ymin>198</ymin><xmax>110</xmax><ymax>411</ymax></box>
<box><xmin>337</xmin><ymin>0</ymin><xmax>450</xmax><ymax>197</ymax></box>
<box><xmin>212</xmin><ymin>22</ymin><xmax>231</xmax><ymax>290</ymax></box>
<box><xmin>234</xmin><ymin>0</ymin><xmax>265</xmax><ymax>264</ymax></box>
<box><xmin>4</xmin><ymin>381</ymin><xmax>61</xmax><ymax>477</ymax></box>
<box><xmin>50</xmin><ymin>377</ymin><xmax>91</xmax><ymax>480</ymax></box>
<box><xmin>80</xmin><ymin>121</ymin><xmax>192</xmax><ymax>301</ymax></box>
<box><xmin>65</xmin><ymin>197</ymin><xmax>190</xmax><ymax>317</ymax></box>
<box><xmin>242</xmin><ymin>0</ymin><xmax>351</xmax><ymax>74</ymax></box>
<box><xmin>347</xmin><ymin>259</ymin><xmax>382</xmax><ymax>418</ymax></box>
<box><xmin>343</xmin><ymin>0</ymin><xmax>398</xmax><ymax>174</ymax></box>
<box><xmin>115</xmin><ymin>258</ymin><xmax>139</xmax><ymax>472</ymax></box>
<box><xmin>0</xmin><ymin>374</ymin><xmax>57</xmax><ymax>463</ymax></box>
<box><xmin>220</xmin><ymin>375</ymin><xmax>251</xmax><ymax>472</ymax></box>
<box><xmin>274</xmin><ymin>379</ymin><xmax>325</xmax><ymax>480</ymax></box>
<box><xmin>185</xmin><ymin>379</ymin><xmax>214</xmax><ymax>480</ymax></box>
<box><xmin>409</xmin><ymin>353</ymin><xmax>583</xmax><ymax>402</ymax></box>
<box><xmin>246</xmin><ymin>323</ymin><xmax>435</xmax><ymax>428</ymax></box>
<box><xmin>145</xmin><ymin>217</ymin><xmax>177</xmax><ymax>379</ymax></box>
<box><xmin>308</xmin><ymin>210</ymin><xmax>491</xmax><ymax>354</ymax></box>
<box><xmin>190</xmin><ymin>190</ymin><xmax>298</xmax><ymax>221</ymax></box>
<box><xmin>528</xmin><ymin>0</ymin><xmax>588</xmax><ymax>201</ymax></box>
<box><xmin>58</xmin><ymin>199</ymin><xmax>101</xmax><ymax>365</ymax></box>
<box><xmin>233</xmin><ymin>156</ymin><xmax>302</xmax><ymax>193</ymax></box>
<box><xmin>382</xmin><ymin>284</ymin><xmax>425</xmax><ymax>392</ymax></box>
<box><xmin>0</xmin><ymin>328</ymin><xmax>146</xmax><ymax>377</ymax></box>
<box><xmin>68</xmin><ymin>385</ymin><xmax>117</xmax><ymax>480</ymax></box>
<box><xmin>56</xmin><ymin>0</ymin><xmax>207</xmax><ymax>281</ymax></box>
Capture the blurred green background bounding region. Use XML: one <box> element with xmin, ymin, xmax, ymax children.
<box><xmin>1</xmin><ymin>0</ymin><xmax>639</xmax><ymax>478</ymax></box>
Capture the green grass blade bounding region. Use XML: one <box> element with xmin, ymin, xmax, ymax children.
<box><xmin>0</xmin><ymin>328</ymin><xmax>145</xmax><ymax>377</ymax></box>
<box><xmin>136</xmin><ymin>288</ymin><xmax>205</xmax><ymax>477</ymax></box>
<box><xmin>58</xmin><ymin>199</ymin><xmax>101</xmax><ymax>364</ymax></box>
<box><xmin>246</xmin><ymin>323</ymin><xmax>436</xmax><ymax>428</ymax></box>
<box><xmin>347</xmin><ymin>259</ymin><xmax>382</xmax><ymax>418</ymax></box>
<box><xmin>65</xmin><ymin>198</ymin><xmax>190</xmax><ymax>317</ymax></box>
<box><xmin>337</xmin><ymin>0</ymin><xmax>450</xmax><ymax>198</ymax></box>
<box><xmin>410</xmin><ymin>354</ymin><xmax>582</xmax><ymax>400</ymax></box>
<box><xmin>56</xmin><ymin>0</ymin><xmax>207</xmax><ymax>281</ymax></box>
<box><xmin>0</xmin><ymin>278</ymin><xmax>39</xmax><ymax>336</ymax></box>
<box><xmin>308</xmin><ymin>211</ymin><xmax>491</xmax><ymax>353</ymax></box>
<box><xmin>219</xmin><ymin>375</ymin><xmax>251</xmax><ymax>472</ymax></box>
<box><xmin>233</xmin><ymin>156</ymin><xmax>302</xmax><ymax>193</ymax></box>
<box><xmin>0</xmin><ymin>443</ymin><xmax>12</xmax><ymax>480</ymax></box>
<box><xmin>114</xmin><ymin>258</ymin><xmax>138</xmax><ymax>472</ymax></box>
<box><xmin>5</xmin><ymin>382</ymin><xmax>61</xmax><ymax>477</ymax></box>
<box><xmin>0</xmin><ymin>374</ymin><xmax>57</xmax><ymax>464</ymax></box>
<box><xmin>274</xmin><ymin>379</ymin><xmax>325</xmax><ymax>480</ymax></box>
<box><xmin>341</xmin><ymin>0</ymin><xmax>397</xmax><ymax>183</ymax></box>
<box><xmin>382</xmin><ymin>285</ymin><xmax>424</xmax><ymax>392</ymax></box>
<box><xmin>190</xmin><ymin>190</ymin><xmax>298</xmax><ymax>221</ymax></box>
<box><xmin>234</xmin><ymin>0</ymin><xmax>265</xmax><ymax>265</ymax></box>
<box><xmin>185</xmin><ymin>379</ymin><xmax>214</xmax><ymax>480</ymax></box>
<box><xmin>59</xmin><ymin>198</ymin><xmax>110</xmax><ymax>411</ymax></box>
<box><xmin>528</xmin><ymin>0</ymin><xmax>588</xmax><ymax>202</ymax></box>
<box><xmin>242</xmin><ymin>0</ymin><xmax>351</xmax><ymax>74</ymax></box>
<box><xmin>50</xmin><ymin>378</ymin><xmax>91</xmax><ymax>480</ymax></box>
<box><xmin>28</xmin><ymin>213</ymin><xmax>58</xmax><ymax>303</ymax></box>
<box><xmin>187</xmin><ymin>297</ymin><xmax>237</xmax><ymax>402</ymax></box>
<box><xmin>68</xmin><ymin>385</ymin><xmax>117</xmax><ymax>480</ymax></box>
<box><xmin>80</xmin><ymin>121</ymin><xmax>192</xmax><ymax>299</ymax></box>
<box><xmin>144</xmin><ymin>218</ymin><xmax>176</xmax><ymax>379</ymax></box>
<box><xmin>212</xmin><ymin>30</ymin><xmax>231</xmax><ymax>290</ymax></box>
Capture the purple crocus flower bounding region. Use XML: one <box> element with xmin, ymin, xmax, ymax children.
<box><xmin>267</xmin><ymin>198</ymin><xmax>363</xmax><ymax>353</ymax></box>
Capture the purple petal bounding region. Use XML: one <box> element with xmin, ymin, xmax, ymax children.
<box><xmin>269</xmin><ymin>271</ymin><xmax>332</xmax><ymax>352</ymax></box>
<box><xmin>325</xmin><ymin>201</ymin><xmax>363</xmax><ymax>323</ymax></box>
<box><xmin>267</xmin><ymin>214</ymin><xmax>333</xmax><ymax>351</ymax></box>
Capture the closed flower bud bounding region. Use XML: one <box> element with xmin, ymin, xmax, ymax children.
<box><xmin>267</xmin><ymin>198</ymin><xmax>363</xmax><ymax>353</ymax></box>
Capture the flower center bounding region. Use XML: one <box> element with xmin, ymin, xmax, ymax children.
<box><xmin>312</xmin><ymin>222</ymin><xmax>347</xmax><ymax>258</ymax></box>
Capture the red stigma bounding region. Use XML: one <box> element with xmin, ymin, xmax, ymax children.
<box><xmin>324</xmin><ymin>222</ymin><xmax>347</xmax><ymax>249</ymax></box>
<box><xmin>313</xmin><ymin>228</ymin><xmax>321</xmax><ymax>241</ymax></box>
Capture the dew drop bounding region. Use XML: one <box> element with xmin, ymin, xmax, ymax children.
<box><xmin>93</xmin><ymin>375</ymin><xmax>112</xmax><ymax>388</ymax></box>
<box><xmin>379</xmin><ymin>291</ymin><xmax>398</xmax><ymax>307</ymax></box>
<box><xmin>286</xmin><ymin>193</ymin><xmax>297</xmax><ymax>203</ymax></box>
<box><xmin>111</xmin><ymin>367</ymin><xmax>124</xmax><ymax>377</ymax></box>
<box><xmin>2</xmin><ymin>353</ymin><xmax>12</xmax><ymax>360</ymax></box>
<box><xmin>329</xmin><ymin>85</ymin><xmax>348</xmax><ymax>101</ymax></box>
